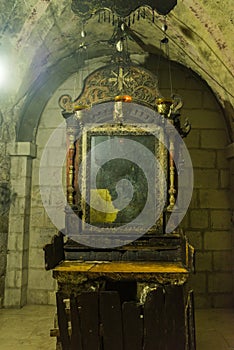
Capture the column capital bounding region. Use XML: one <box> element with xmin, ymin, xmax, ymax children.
<box><xmin>7</xmin><ymin>142</ymin><xmax>37</xmax><ymax>158</ymax></box>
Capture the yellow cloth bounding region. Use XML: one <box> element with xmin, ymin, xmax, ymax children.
<box><xmin>90</xmin><ymin>189</ymin><xmax>118</xmax><ymax>223</ymax></box>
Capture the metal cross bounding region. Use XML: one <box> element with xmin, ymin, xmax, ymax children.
<box><xmin>109</xmin><ymin>67</ymin><xmax>133</xmax><ymax>91</ymax></box>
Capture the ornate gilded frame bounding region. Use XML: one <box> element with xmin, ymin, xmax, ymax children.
<box><xmin>78</xmin><ymin>121</ymin><xmax>167</xmax><ymax>236</ymax></box>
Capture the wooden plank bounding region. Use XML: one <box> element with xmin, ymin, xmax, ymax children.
<box><xmin>164</xmin><ymin>285</ymin><xmax>186</xmax><ymax>350</ymax></box>
<box><xmin>43</xmin><ymin>232</ymin><xmax>64</xmax><ymax>270</ymax></box>
<box><xmin>143</xmin><ymin>287</ymin><xmax>165</xmax><ymax>350</ymax></box>
<box><xmin>70</xmin><ymin>294</ymin><xmax>83</xmax><ymax>350</ymax></box>
<box><xmin>122</xmin><ymin>301</ymin><xmax>143</xmax><ymax>350</ymax></box>
<box><xmin>99</xmin><ymin>291</ymin><xmax>124</xmax><ymax>350</ymax></box>
<box><xmin>56</xmin><ymin>292</ymin><xmax>71</xmax><ymax>350</ymax></box>
<box><xmin>77</xmin><ymin>292</ymin><xmax>99</xmax><ymax>350</ymax></box>
<box><xmin>186</xmin><ymin>290</ymin><xmax>196</xmax><ymax>350</ymax></box>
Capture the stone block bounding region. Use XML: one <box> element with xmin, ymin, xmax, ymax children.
<box><xmin>29</xmin><ymin>208</ymin><xmax>46</xmax><ymax>228</ymax></box>
<box><xmin>29</xmin><ymin>248</ymin><xmax>45</xmax><ymax>269</ymax></box>
<box><xmin>27</xmin><ymin>289</ymin><xmax>49</xmax><ymax>305</ymax></box>
<box><xmin>9</xmin><ymin>197</ymin><xmax>29</xmax><ymax>216</ymax></box>
<box><xmin>28</xmin><ymin>269</ymin><xmax>55</xmax><ymax>291</ymax></box>
<box><xmin>10</xmin><ymin>157</ymin><xmax>28</xmax><ymax>180</ymax></box>
<box><xmin>6</xmin><ymin>251</ymin><xmax>23</xmax><ymax>269</ymax></box>
<box><xmin>37</xmin><ymin>126</ymin><xmax>66</xmax><ymax>150</ymax></box>
<box><xmin>210</xmin><ymin>210</ymin><xmax>231</xmax><ymax>230</ymax></box>
<box><xmin>12</xmin><ymin>181</ymin><xmax>28</xmax><ymax>197</ymax></box>
<box><xmin>202</xmin><ymin>91</ymin><xmax>221</xmax><ymax>109</ymax></box>
<box><xmin>21</xmin><ymin>268</ymin><xmax>28</xmax><ymax>287</ymax></box>
<box><xmin>15</xmin><ymin>269</ymin><xmax>23</xmax><ymax>289</ymax></box>
<box><xmin>8</xmin><ymin>142</ymin><xmax>36</xmax><ymax>157</ymax></box>
<box><xmin>49</xmin><ymin>186</ymin><xmax>66</xmax><ymax>207</ymax></box>
<box><xmin>29</xmin><ymin>227</ymin><xmax>57</xmax><ymax>248</ymax></box>
<box><xmin>213</xmin><ymin>251</ymin><xmax>233</xmax><ymax>271</ymax></box>
<box><xmin>43</xmin><ymin>206</ymin><xmax>65</xmax><ymax>230</ymax></box>
<box><xmin>190</xmin><ymin>209</ymin><xmax>209</xmax><ymax>229</ymax></box>
<box><xmin>208</xmin><ymin>272</ymin><xmax>233</xmax><ymax>293</ymax></box>
<box><xmin>194</xmin><ymin>169</ymin><xmax>219</xmax><ymax>189</ymax></box>
<box><xmin>39</xmin><ymin>166</ymin><xmax>64</xmax><ymax>187</ymax></box>
<box><xmin>187</xmin><ymin>272</ymin><xmax>206</xmax><ymax>293</ymax></box>
<box><xmin>47</xmin><ymin>148</ymin><xmax>66</xmax><ymax>168</ymax></box>
<box><xmin>22</xmin><ymin>249</ymin><xmax>29</xmax><ymax>269</ymax></box>
<box><xmin>193</xmin><ymin>294</ymin><xmax>212</xmax><ymax>308</ymax></box>
<box><xmin>6</xmin><ymin>232</ymin><xmax>17</xmax><ymax>251</ymax></box>
<box><xmin>48</xmin><ymin>291</ymin><xmax>56</xmax><ymax>306</ymax></box>
<box><xmin>11</xmin><ymin>232</ymin><xmax>28</xmax><ymax>251</ymax></box>
<box><xmin>180</xmin><ymin>213</ymin><xmax>189</xmax><ymax>229</ymax></box>
<box><xmin>188</xmin><ymin>190</ymin><xmax>199</xmax><ymax>209</ymax></box>
<box><xmin>201</xmin><ymin>130</ymin><xmax>227</xmax><ymax>149</ymax></box>
<box><xmin>31</xmin><ymin>166</ymin><xmax>40</xmax><ymax>187</ymax></box>
<box><xmin>4</xmin><ymin>288</ymin><xmax>22</xmax><ymax>307</ymax></box>
<box><xmin>185</xmin><ymin>231</ymin><xmax>203</xmax><ymax>250</ymax></box>
<box><xmin>187</xmin><ymin>110</ymin><xmax>225</xmax><ymax>129</ymax></box>
<box><xmin>39</xmin><ymin>108</ymin><xmax>63</xmax><ymax>129</ymax></box>
<box><xmin>35</xmin><ymin>186</ymin><xmax>50</xmax><ymax>207</ymax></box>
<box><xmin>184</xmin><ymin>129</ymin><xmax>200</xmax><ymax>149</ymax></box>
<box><xmin>189</xmin><ymin>149</ymin><xmax>216</xmax><ymax>168</ymax></box>
<box><xmin>36</xmin><ymin>128</ymin><xmax>55</xmax><ymax>147</ymax></box>
<box><xmin>8</xmin><ymin>215</ymin><xmax>25</xmax><ymax>235</ymax></box>
<box><xmin>217</xmin><ymin>150</ymin><xmax>229</xmax><ymax>169</ymax></box>
<box><xmin>212</xmin><ymin>294</ymin><xmax>234</xmax><ymax>308</ymax></box>
<box><xmin>220</xmin><ymin>169</ymin><xmax>230</xmax><ymax>188</ymax></box>
<box><xmin>179</xmin><ymin>90</ymin><xmax>203</xmax><ymax>109</ymax></box>
<box><xmin>5</xmin><ymin>270</ymin><xmax>15</xmax><ymax>288</ymax></box>
<box><xmin>199</xmin><ymin>189</ymin><xmax>230</xmax><ymax>209</ymax></box>
<box><xmin>185</xmin><ymin>74</ymin><xmax>203</xmax><ymax>90</ymax></box>
<box><xmin>195</xmin><ymin>252</ymin><xmax>212</xmax><ymax>271</ymax></box>
<box><xmin>204</xmin><ymin>231</ymin><xmax>231</xmax><ymax>250</ymax></box>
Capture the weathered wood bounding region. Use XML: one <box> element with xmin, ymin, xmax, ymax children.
<box><xmin>56</xmin><ymin>292</ymin><xmax>71</xmax><ymax>350</ymax></box>
<box><xmin>70</xmin><ymin>294</ymin><xmax>83</xmax><ymax>350</ymax></box>
<box><xmin>44</xmin><ymin>232</ymin><xmax>64</xmax><ymax>270</ymax></box>
<box><xmin>77</xmin><ymin>292</ymin><xmax>99</xmax><ymax>350</ymax></box>
<box><xmin>99</xmin><ymin>291</ymin><xmax>124</xmax><ymax>350</ymax></box>
<box><xmin>143</xmin><ymin>287</ymin><xmax>165</xmax><ymax>350</ymax></box>
<box><xmin>122</xmin><ymin>301</ymin><xmax>143</xmax><ymax>350</ymax></box>
<box><xmin>186</xmin><ymin>290</ymin><xmax>196</xmax><ymax>350</ymax></box>
<box><xmin>164</xmin><ymin>285</ymin><xmax>186</xmax><ymax>350</ymax></box>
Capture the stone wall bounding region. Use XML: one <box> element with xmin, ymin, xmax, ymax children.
<box><xmin>165</xmin><ymin>72</ymin><xmax>231</xmax><ymax>308</ymax></box>
<box><xmin>0</xmin><ymin>108</ymin><xmax>17</xmax><ymax>307</ymax></box>
<box><xmin>4</xmin><ymin>56</ymin><xmax>232</xmax><ymax>307</ymax></box>
<box><xmin>151</xmin><ymin>61</ymin><xmax>232</xmax><ymax>307</ymax></box>
<box><xmin>27</xmin><ymin>58</ymin><xmax>107</xmax><ymax>305</ymax></box>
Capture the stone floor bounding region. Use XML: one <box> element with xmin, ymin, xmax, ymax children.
<box><xmin>0</xmin><ymin>305</ymin><xmax>234</xmax><ymax>349</ymax></box>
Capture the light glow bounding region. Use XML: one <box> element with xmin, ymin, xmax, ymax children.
<box><xmin>0</xmin><ymin>57</ymin><xmax>9</xmax><ymax>87</ymax></box>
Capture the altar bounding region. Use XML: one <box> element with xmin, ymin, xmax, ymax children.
<box><xmin>44</xmin><ymin>2</ymin><xmax>195</xmax><ymax>348</ymax></box>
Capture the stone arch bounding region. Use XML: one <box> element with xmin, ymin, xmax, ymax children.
<box><xmin>4</xmin><ymin>54</ymin><xmax>233</xmax><ymax>307</ymax></box>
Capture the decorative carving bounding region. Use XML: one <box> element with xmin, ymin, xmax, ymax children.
<box><xmin>75</xmin><ymin>64</ymin><xmax>161</xmax><ymax>110</ymax></box>
<box><xmin>167</xmin><ymin>136</ymin><xmax>176</xmax><ymax>211</ymax></box>
<box><xmin>67</xmin><ymin>131</ymin><xmax>76</xmax><ymax>206</ymax></box>
<box><xmin>59</xmin><ymin>65</ymin><xmax>161</xmax><ymax>114</ymax></box>
<box><xmin>71</xmin><ymin>0</ymin><xmax>177</xmax><ymax>17</ymax></box>
<box><xmin>58</xmin><ymin>94</ymin><xmax>74</xmax><ymax>113</ymax></box>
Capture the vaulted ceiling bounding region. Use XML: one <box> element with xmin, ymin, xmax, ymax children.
<box><xmin>0</xmin><ymin>1</ymin><xmax>233</xmax><ymax>139</ymax></box>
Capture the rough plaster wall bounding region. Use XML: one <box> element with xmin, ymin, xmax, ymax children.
<box><xmin>26</xmin><ymin>57</ymin><xmax>232</xmax><ymax>307</ymax></box>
